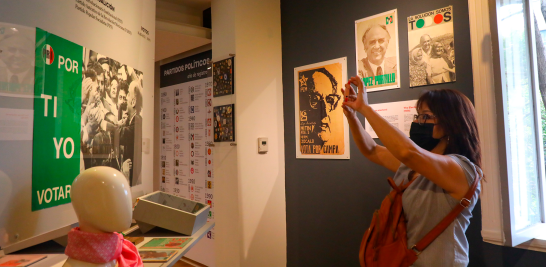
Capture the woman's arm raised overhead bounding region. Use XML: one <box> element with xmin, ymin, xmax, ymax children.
<box><xmin>341</xmin><ymin>85</ymin><xmax>400</xmax><ymax>172</ymax></box>
<box><xmin>342</xmin><ymin>77</ymin><xmax>469</xmax><ymax>200</ymax></box>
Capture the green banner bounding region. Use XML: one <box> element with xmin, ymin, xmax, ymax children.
<box><xmin>32</xmin><ymin>28</ymin><xmax>83</xmax><ymax>211</ymax></box>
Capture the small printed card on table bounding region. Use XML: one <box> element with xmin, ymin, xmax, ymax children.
<box><xmin>0</xmin><ymin>255</ymin><xmax>47</xmax><ymax>267</ymax></box>
<box><xmin>141</xmin><ymin>237</ymin><xmax>193</xmax><ymax>249</ymax></box>
<box><xmin>138</xmin><ymin>250</ymin><xmax>178</xmax><ymax>263</ymax></box>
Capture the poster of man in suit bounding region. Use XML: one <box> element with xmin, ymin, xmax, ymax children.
<box><xmin>0</xmin><ymin>23</ymin><xmax>35</xmax><ymax>97</ymax></box>
<box><xmin>355</xmin><ymin>9</ymin><xmax>400</xmax><ymax>92</ymax></box>
<box><xmin>294</xmin><ymin>57</ymin><xmax>350</xmax><ymax>159</ymax></box>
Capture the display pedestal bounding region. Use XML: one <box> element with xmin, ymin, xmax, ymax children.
<box><xmin>128</xmin><ymin>221</ymin><xmax>215</xmax><ymax>267</ymax></box>
<box><xmin>0</xmin><ymin>222</ymin><xmax>215</xmax><ymax>267</ymax></box>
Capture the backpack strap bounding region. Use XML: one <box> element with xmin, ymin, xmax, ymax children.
<box><xmin>410</xmin><ymin>166</ymin><xmax>482</xmax><ymax>255</ymax></box>
<box><xmin>387</xmin><ymin>176</ymin><xmax>416</xmax><ymax>193</ymax></box>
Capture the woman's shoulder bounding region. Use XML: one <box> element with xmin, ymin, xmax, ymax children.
<box><xmin>446</xmin><ymin>154</ymin><xmax>482</xmax><ymax>185</ymax></box>
<box><xmin>446</xmin><ymin>154</ymin><xmax>476</xmax><ymax>168</ymax></box>
<box><xmin>393</xmin><ymin>161</ymin><xmax>412</xmax><ymax>183</ymax></box>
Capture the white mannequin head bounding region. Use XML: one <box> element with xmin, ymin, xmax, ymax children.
<box><xmin>71</xmin><ymin>167</ymin><xmax>132</xmax><ymax>233</ymax></box>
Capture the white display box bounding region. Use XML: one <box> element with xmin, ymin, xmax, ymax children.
<box><xmin>133</xmin><ymin>191</ymin><xmax>209</xmax><ymax>235</ymax></box>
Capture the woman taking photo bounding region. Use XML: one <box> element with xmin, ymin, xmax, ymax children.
<box><xmin>342</xmin><ymin>77</ymin><xmax>482</xmax><ymax>267</ymax></box>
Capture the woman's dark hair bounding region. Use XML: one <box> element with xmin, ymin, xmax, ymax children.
<box><xmin>416</xmin><ymin>89</ymin><xmax>481</xmax><ymax>168</ymax></box>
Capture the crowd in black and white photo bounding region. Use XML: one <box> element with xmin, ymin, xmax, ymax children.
<box><xmin>409</xmin><ymin>34</ymin><xmax>456</xmax><ymax>87</ymax></box>
<box><xmin>80</xmin><ymin>50</ymin><xmax>144</xmax><ymax>186</ymax></box>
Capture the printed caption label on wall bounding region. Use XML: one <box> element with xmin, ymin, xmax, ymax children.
<box><xmin>32</xmin><ymin>28</ymin><xmax>82</xmax><ymax>211</ymax></box>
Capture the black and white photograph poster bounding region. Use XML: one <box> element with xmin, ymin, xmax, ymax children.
<box><xmin>294</xmin><ymin>57</ymin><xmax>349</xmax><ymax>159</ymax></box>
<box><xmin>355</xmin><ymin>9</ymin><xmax>401</xmax><ymax>92</ymax></box>
<box><xmin>407</xmin><ymin>6</ymin><xmax>455</xmax><ymax>87</ymax></box>
<box><xmin>81</xmin><ymin>49</ymin><xmax>143</xmax><ymax>187</ymax></box>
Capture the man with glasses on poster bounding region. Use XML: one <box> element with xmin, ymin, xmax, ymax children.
<box><xmin>299</xmin><ymin>68</ymin><xmax>342</xmax><ymax>154</ymax></box>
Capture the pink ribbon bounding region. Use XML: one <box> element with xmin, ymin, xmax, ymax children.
<box><xmin>65</xmin><ymin>227</ymin><xmax>143</xmax><ymax>267</ymax></box>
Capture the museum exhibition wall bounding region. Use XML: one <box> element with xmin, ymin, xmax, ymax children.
<box><xmin>209</xmin><ymin>0</ymin><xmax>287</xmax><ymax>266</ymax></box>
<box><xmin>281</xmin><ymin>0</ymin><xmax>546</xmax><ymax>266</ymax></box>
<box><xmin>0</xmin><ymin>0</ymin><xmax>155</xmax><ymax>252</ymax></box>
<box><xmin>157</xmin><ymin>48</ymin><xmax>216</xmax><ymax>266</ymax></box>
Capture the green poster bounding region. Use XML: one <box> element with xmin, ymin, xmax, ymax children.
<box><xmin>32</xmin><ymin>28</ymin><xmax>83</xmax><ymax>211</ymax></box>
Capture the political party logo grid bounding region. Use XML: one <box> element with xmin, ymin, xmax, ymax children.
<box><xmin>160</xmin><ymin>86</ymin><xmax>177</xmax><ymax>195</ymax></box>
<box><xmin>204</xmin><ymin>81</ymin><xmax>214</xmax><ymax>220</ymax></box>
<box><xmin>174</xmin><ymin>84</ymin><xmax>190</xmax><ymax>197</ymax></box>
<box><xmin>160</xmin><ymin>59</ymin><xmax>215</xmax><ymax>250</ymax></box>
<box><xmin>212</xmin><ymin>57</ymin><xmax>234</xmax><ymax>97</ymax></box>
<box><xmin>213</xmin><ymin>104</ymin><xmax>235</xmax><ymax>142</ymax></box>
<box><xmin>188</xmin><ymin>81</ymin><xmax>210</xmax><ymax>205</ymax></box>
<box><xmin>160</xmin><ymin>79</ymin><xmax>214</xmax><ymax>210</ymax></box>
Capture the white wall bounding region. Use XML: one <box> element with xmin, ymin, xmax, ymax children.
<box><xmin>211</xmin><ymin>0</ymin><xmax>242</xmax><ymax>266</ymax></box>
<box><xmin>212</xmin><ymin>0</ymin><xmax>286</xmax><ymax>266</ymax></box>
<box><xmin>156</xmin><ymin>0</ymin><xmax>203</xmax><ymax>26</ymax></box>
<box><xmin>0</xmin><ymin>0</ymin><xmax>155</xmax><ymax>250</ymax></box>
<box><xmin>0</xmin><ymin>1</ymin><xmax>156</xmax><ymax>198</ymax></box>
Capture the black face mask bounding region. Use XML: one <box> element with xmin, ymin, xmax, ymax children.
<box><xmin>409</xmin><ymin>122</ymin><xmax>440</xmax><ymax>151</ymax></box>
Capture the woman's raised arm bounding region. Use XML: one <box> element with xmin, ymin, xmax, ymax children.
<box><xmin>342</xmin><ymin>85</ymin><xmax>399</xmax><ymax>172</ymax></box>
<box><xmin>342</xmin><ymin>77</ymin><xmax>469</xmax><ymax>199</ymax></box>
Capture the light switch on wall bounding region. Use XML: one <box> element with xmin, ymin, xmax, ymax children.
<box><xmin>258</xmin><ymin>137</ymin><xmax>268</xmax><ymax>154</ymax></box>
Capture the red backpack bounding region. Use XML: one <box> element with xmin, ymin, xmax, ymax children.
<box><xmin>359</xmin><ymin>173</ymin><xmax>480</xmax><ymax>267</ymax></box>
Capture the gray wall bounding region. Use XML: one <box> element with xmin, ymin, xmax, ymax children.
<box><xmin>281</xmin><ymin>0</ymin><xmax>546</xmax><ymax>266</ymax></box>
